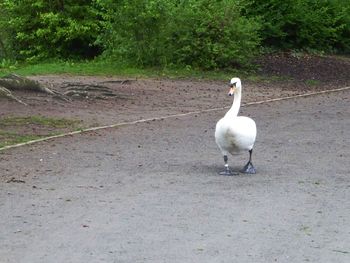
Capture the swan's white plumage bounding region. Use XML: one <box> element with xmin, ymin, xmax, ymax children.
<box><xmin>215</xmin><ymin>116</ymin><xmax>256</xmax><ymax>156</ymax></box>
<box><xmin>215</xmin><ymin>78</ymin><xmax>256</xmax><ymax>157</ymax></box>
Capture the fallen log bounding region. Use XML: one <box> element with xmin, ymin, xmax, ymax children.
<box><xmin>0</xmin><ymin>73</ymin><xmax>55</xmax><ymax>94</ymax></box>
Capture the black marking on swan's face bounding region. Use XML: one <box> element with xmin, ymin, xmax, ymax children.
<box><xmin>228</xmin><ymin>77</ymin><xmax>241</xmax><ymax>96</ymax></box>
<box><xmin>228</xmin><ymin>81</ymin><xmax>237</xmax><ymax>96</ymax></box>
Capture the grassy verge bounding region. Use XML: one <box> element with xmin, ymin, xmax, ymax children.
<box><xmin>0</xmin><ymin>116</ymin><xmax>84</xmax><ymax>149</ymax></box>
<box><xmin>0</xmin><ymin>59</ymin><xmax>257</xmax><ymax>81</ymax></box>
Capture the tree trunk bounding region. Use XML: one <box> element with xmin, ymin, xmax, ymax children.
<box><xmin>0</xmin><ymin>37</ymin><xmax>6</xmax><ymax>58</ymax></box>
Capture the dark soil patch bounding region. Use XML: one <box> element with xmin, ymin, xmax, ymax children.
<box><xmin>256</xmin><ymin>52</ymin><xmax>350</xmax><ymax>87</ymax></box>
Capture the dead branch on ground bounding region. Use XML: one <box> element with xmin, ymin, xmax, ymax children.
<box><xmin>0</xmin><ymin>74</ymin><xmax>132</xmax><ymax>104</ymax></box>
<box><xmin>0</xmin><ymin>86</ymin><xmax>28</xmax><ymax>105</ymax></box>
<box><xmin>0</xmin><ymin>73</ymin><xmax>56</xmax><ymax>94</ymax></box>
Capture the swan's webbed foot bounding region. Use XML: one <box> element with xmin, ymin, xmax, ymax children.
<box><xmin>240</xmin><ymin>149</ymin><xmax>256</xmax><ymax>174</ymax></box>
<box><xmin>240</xmin><ymin>161</ymin><xmax>256</xmax><ymax>174</ymax></box>
<box><xmin>219</xmin><ymin>166</ymin><xmax>238</xmax><ymax>176</ymax></box>
<box><xmin>219</xmin><ymin>155</ymin><xmax>238</xmax><ymax>176</ymax></box>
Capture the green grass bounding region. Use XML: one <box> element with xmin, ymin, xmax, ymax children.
<box><xmin>0</xmin><ymin>57</ymin><xmax>304</xmax><ymax>84</ymax></box>
<box><xmin>0</xmin><ymin>116</ymin><xmax>80</xmax><ymax>128</ymax></box>
<box><xmin>0</xmin><ymin>130</ymin><xmax>43</xmax><ymax>148</ymax></box>
<box><xmin>305</xmin><ymin>79</ymin><xmax>321</xmax><ymax>86</ymax></box>
<box><xmin>0</xmin><ymin>59</ymin><xmax>257</xmax><ymax>81</ymax></box>
<box><xmin>0</xmin><ymin>116</ymin><xmax>83</xmax><ymax>149</ymax></box>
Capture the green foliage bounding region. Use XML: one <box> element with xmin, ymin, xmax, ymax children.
<box><xmin>1</xmin><ymin>0</ymin><xmax>102</xmax><ymax>61</ymax></box>
<box><xmin>97</xmin><ymin>0</ymin><xmax>261</xmax><ymax>69</ymax></box>
<box><xmin>168</xmin><ymin>0</ymin><xmax>261</xmax><ymax>69</ymax></box>
<box><xmin>245</xmin><ymin>0</ymin><xmax>350</xmax><ymax>53</ymax></box>
<box><xmin>0</xmin><ymin>1</ymin><xmax>12</xmax><ymax>60</ymax></box>
<box><xmin>97</xmin><ymin>0</ymin><xmax>173</xmax><ymax>67</ymax></box>
<box><xmin>0</xmin><ymin>0</ymin><xmax>350</xmax><ymax>69</ymax></box>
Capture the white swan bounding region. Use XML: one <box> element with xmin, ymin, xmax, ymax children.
<box><xmin>215</xmin><ymin>77</ymin><xmax>257</xmax><ymax>175</ymax></box>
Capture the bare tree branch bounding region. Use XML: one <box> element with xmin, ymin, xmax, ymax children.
<box><xmin>0</xmin><ymin>86</ymin><xmax>28</xmax><ymax>105</ymax></box>
<box><xmin>0</xmin><ymin>74</ymin><xmax>56</xmax><ymax>95</ymax></box>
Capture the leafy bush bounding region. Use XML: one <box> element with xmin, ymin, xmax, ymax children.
<box><xmin>1</xmin><ymin>0</ymin><xmax>349</xmax><ymax>68</ymax></box>
<box><xmin>0</xmin><ymin>2</ymin><xmax>12</xmax><ymax>60</ymax></box>
<box><xmin>1</xmin><ymin>0</ymin><xmax>102</xmax><ymax>61</ymax></box>
<box><xmin>97</xmin><ymin>0</ymin><xmax>173</xmax><ymax>67</ymax></box>
<box><xmin>245</xmin><ymin>0</ymin><xmax>350</xmax><ymax>53</ymax></box>
<box><xmin>97</xmin><ymin>0</ymin><xmax>261</xmax><ymax>69</ymax></box>
<box><xmin>168</xmin><ymin>0</ymin><xmax>261</xmax><ymax>69</ymax></box>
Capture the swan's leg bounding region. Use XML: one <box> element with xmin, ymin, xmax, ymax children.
<box><xmin>241</xmin><ymin>149</ymin><xmax>256</xmax><ymax>174</ymax></box>
<box><xmin>219</xmin><ymin>155</ymin><xmax>238</xmax><ymax>176</ymax></box>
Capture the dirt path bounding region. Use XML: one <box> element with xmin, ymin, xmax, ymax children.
<box><xmin>1</xmin><ymin>74</ymin><xmax>347</xmax><ymax>128</ymax></box>
<box><xmin>0</xmin><ymin>87</ymin><xmax>349</xmax><ymax>262</ymax></box>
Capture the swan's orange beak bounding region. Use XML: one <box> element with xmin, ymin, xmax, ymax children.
<box><xmin>228</xmin><ymin>86</ymin><xmax>236</xmax><ymax>96</ymax></box>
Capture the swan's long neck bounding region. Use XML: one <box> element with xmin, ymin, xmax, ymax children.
<box><xmin>225</xmin><ymin>82</ymin><xmax>242</xmax><ymax>118</ymax></box>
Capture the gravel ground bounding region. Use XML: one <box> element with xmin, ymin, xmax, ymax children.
<box><xmin>0</xmin><ymin>86</ymin><xmax>349</xmax><ymax>263</ymax></box>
